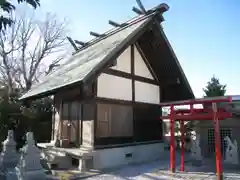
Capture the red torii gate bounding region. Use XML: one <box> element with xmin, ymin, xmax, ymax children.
<box><xmin>160</xmin><ymin>96</ymin><xmax>232</xmax><ymax>180</ymax></box>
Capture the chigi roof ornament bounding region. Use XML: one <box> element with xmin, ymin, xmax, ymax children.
<box><xmin>108</xmin><ymin>20</ymin><xmax>128</xmax><ymax>28</ymax></box>
<box><xmin>74</xmin><ymin>40</ymin><xmax>88</xmax><ymax>46</ymax></box>
<box><xmin>67</xmin><ymin>0</ymin><xmax>170</xmax><ymax>52</ymax></box>
<box><xmin>66</xmin><ymin>36</ymin><xmax>78</xmax><ymax>51</ymax></box>
<box><xmin>89</xmin><ymin>31</ymin><xmax>105</xmax><ymax>38</ymax></box>
<box><xmin>134</xmin><ymin>0</ymin><xmax>147</xmax><ymax>14</ymax></box>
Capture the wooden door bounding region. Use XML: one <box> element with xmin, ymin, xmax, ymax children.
<box><xmin>69</xmin><ymin>101</ymin><xmax>80</xmax><ymax>145</ymax></box>
<box><xmin>96</xmin><ymin>104</ymin><xmax>112</xmax><ymax>137</ymax></box>
<box><xmin>61</xmin><ymin>102</ymin><xmax>70</xmax><ymax>140</ymax></box>
<box><xmin>61</xmin><ymin>101</ymin><xmax>82</xmax><ymax>147</ymax></box>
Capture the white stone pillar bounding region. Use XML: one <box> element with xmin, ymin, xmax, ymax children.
<box><xmin>15</xmin><ymin>132</ymin><xmax>46</xmax><ymax>180</ymax></box>
<box><xmin>0</xmin><ymin>130</ymin><xmax>18</xmax><ymax>169</ymax></box>
<box><xmin>82</xmin><ymin>120</ymin><xmax>94</xmax><ymax>150</ymax></box>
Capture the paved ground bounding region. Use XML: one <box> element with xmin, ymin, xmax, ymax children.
<box><xmin>83</xmin><ymin>152</ymin><xmax>240</xmax><ymax>180</ymax></box>
<box><xmin>4</xmin><ymin>151</ymin><xmax>240</xmax><ymax>179</ymax></box>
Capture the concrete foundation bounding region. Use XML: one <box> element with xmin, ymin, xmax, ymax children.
<box><xmin>92</xmin><ymin>142</ymin><xmax>165</xmax><ymax>169</ymax></box>
<box><xmin>38</xmin><ymin>141</ymin><xmax>165</xmax><ymax>171</ymax></box>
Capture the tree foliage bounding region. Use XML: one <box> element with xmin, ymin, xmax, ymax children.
<box><xmin>0</xmin><ymin>0</ymin><xmax>40</xmax><ymax>30</ymax></box>
<box><xmin>0</xmin><ymin>10</ymin><xmax>67</xmax><ymax>148</ymax></box>
<box><xmin>203</xmin><ymin>75</ymin><xmax>226</xmax><ymax>97</ymax></box>
<box><xmin>0</xmin><ymin>88</ymin><xmax>52</xmax><ymax>149</ymax></box>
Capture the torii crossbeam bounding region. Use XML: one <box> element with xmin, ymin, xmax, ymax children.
<box><xmin>160</xmin><ymin>96</ymin><xmax>233</xmax><ymax>180</ymax></box>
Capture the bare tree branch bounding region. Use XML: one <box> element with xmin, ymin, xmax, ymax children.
<box><xmin>0</xmin><ymin>12</ymin><xmax>68</xmax><ymax>95</ymax></box>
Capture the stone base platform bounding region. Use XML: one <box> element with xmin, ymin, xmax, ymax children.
<box><xmin>38</xmin><ymin>141</ymin><xmax>166</xmax><ymax>171</ymax></box>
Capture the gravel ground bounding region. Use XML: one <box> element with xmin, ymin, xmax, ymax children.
<box><xmin>84</xmin><ymin>152</ymin><xmax>240</xmax><ymax>180</ymax></box>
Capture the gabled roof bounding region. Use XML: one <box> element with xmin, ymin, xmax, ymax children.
<box><xmin>19</xmin><ymin>13</ymin><xmax>155</xmax><ymax>100</ymax></box>
<box><xmin>19</xmin><ymin>4</ymin><xmax>194</xmax><ymax>101</ymax></box>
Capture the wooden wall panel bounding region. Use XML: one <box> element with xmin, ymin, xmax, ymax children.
<box><xmin>135</xmin><ymin>81</ymin><xmax>160</xmax><ymax>104</ymax></box>
<box><xmin>134</xmin><ymin>45</ymin><xmax>154</xmax><ymax>79</ymax></box>
<box><xmin>97</xmin><ymin>73</ymin><xmax>132</xmax><ymax>101</ymax></box>
<box><xmin>96</xmin><ymin>103</ymin><xmax>133</xmax><ymax>138</ymax></box>
<box><xmin>110</xmin><ymin>46</ymin><xmax>131</xmax><ymax>73</ymax></box>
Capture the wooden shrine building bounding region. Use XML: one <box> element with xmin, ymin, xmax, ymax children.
<box><xmin>19</xmin><ymin>3</ymin><xmax>194</xmax><ymax>170</ymax></box>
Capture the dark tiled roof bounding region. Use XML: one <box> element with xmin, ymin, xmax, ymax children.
<box><xmin>19</xmin><ymin>14</ymin><xmax>155</xmax><ymax>100</ymax></box>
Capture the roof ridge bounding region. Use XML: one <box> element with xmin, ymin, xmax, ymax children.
<box><xmin>73</xmin><ymin>12</ymin><xmax>156</xmax><ymax>55</ymax></box>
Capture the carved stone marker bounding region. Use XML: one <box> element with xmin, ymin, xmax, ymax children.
<box><xmin>15</xmin><ymin>132</ymin><xmax>46</xmax><ymax>180</ymax></box>
<box><xmin>224</xmin><ymin>136</ymin><xmax>239</xmax><ymax>165</ymax></box>
<box><xmin>191</xmin><ymin>134</ymin><xmax>202</xmax><ymax>161</ymax></box>
<box><xmin>0</xmin><ymin>130</ymin><xmax>18</xmax><ymax>169</ymax></box>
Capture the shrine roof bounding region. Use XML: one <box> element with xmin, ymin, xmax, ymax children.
<box><xmin>19</xmin><ymin>3</ymin><xmax>194</xmax><ymax>101</ymax></box>
<box><xmin>19</xmin><ymin>14</ymin><xmax>154</xmax><ymax>100</ymax></box>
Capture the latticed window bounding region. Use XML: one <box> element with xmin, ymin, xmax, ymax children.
<box><xmin>207</xmin><ymin>128</ymin><xmax>232</xmax><ymax>158</ymax></box>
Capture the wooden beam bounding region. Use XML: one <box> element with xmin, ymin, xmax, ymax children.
<box><xmin>109</xmin><ymin>20</ymin><xmax>121</xmax><ymax>27</ymax></box>
<box><xmin>104</xmin><ymin>68</ymin><xmax>158</xmax><ymax>85</ymax></box>
<box><xmin>131</xmin><ymin>44</ymin><xmax>136</xmax><ymax>141</ymax></box>
<box><xmin>74</xmin><ymin>40</ymin><xmax>87</xmax><ymax>46</ymax></box>
<box><xmin>90</xmin><ymin>31</ymin><xmax>104</xmax><ymax>38</ymax></box>
<box><xmin>136</xmin><ymin>0</ymin><xmax>147</xmax><ymax>14</ymax></box>
<box><xmin>109</xmin><ymin>20</ymin><xmax>128</xmax><ymax>28</ymax></box>
<box><xmin>132</xmin><ymin>7</ymin><xmax>144</xmax><ymax>15</ymax></box>
<box><xmin>67</xmin><ymin>36</ymin><xmax>78</xmax><ymax>51</ymax></box>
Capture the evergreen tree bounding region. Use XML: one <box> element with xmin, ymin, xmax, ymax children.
<box><xmin>203</xmin><ymin>75</ymin><xmax>226</xmax><ymax>97</ymax></box>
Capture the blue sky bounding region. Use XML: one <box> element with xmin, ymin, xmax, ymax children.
<box><xmin>31</xmin><ymin>0</ymin><xmax>240</xmax><ymax>98</ymax></box>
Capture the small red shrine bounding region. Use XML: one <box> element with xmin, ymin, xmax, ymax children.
<box><xmin>160</xmin><ymin>96</ymin><xmax>232</xmax><ymax>180</ymax></box>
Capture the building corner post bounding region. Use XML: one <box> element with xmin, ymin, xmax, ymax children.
<box><xmin>170</xmin><ymin>105</ymin><xmax>175</xmax><ymax>172</ymax></box>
